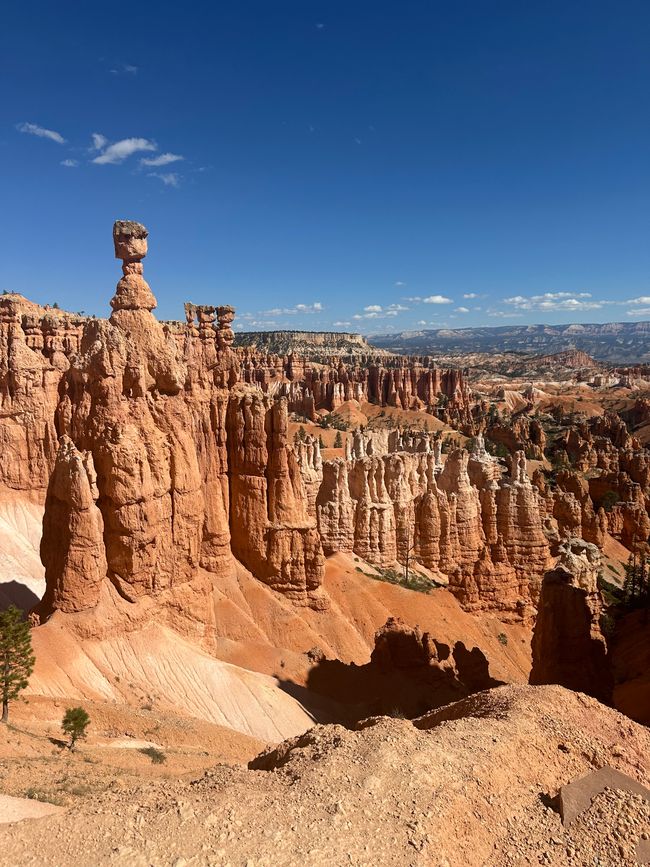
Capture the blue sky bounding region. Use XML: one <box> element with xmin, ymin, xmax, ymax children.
<box><xmin>3</xmin><ymin>0</ymin><xmax>650</xmax><ymax>333</ymax></box>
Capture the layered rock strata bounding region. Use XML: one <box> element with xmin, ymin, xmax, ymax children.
<box><xmin>314</xmin><ymin>435</ymin><xmax>551</xmax><ymax>617</ymax></box>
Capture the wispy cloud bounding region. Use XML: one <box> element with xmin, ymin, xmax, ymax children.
<box><xmin>17</xmin><ymin>122</ymin><xmax>65</xmax><ymax>144</ymax></box>
<box><xmin>463</xmin><ymin>292</ymin><xmax>478</xmax><ymax>299</ymax></box>
<box><xmin>625</xmin><ymin>296</ymin><xmax>650</xmax><ymax>306</ymax></box>
<box><xmin>364</xmin><ymin>304</ymin><xmax>382</xmax><ymax>312</ymax></box>
<box><xmin>244</xmin><ymin>302</ymin><xmax>324</xmax><ymax>319</ymax></box>
<box><xmin>455</xmin><ymin>306</ymin><xmax>470</xmax><ymax>313</ymax></box>
<box><xmin>61</xmin><ymin>159</ymin><xmax>78</xmax><ymax>168</ymax></box>
<box><xmin>627</xmin><ymin>307</ymin><xmax>650</xmax><ymax>316</ymax></box>
<box><xmin>92</xmin><ymin>137</ymin><xmax>157</xmax><ymax>165</ymax></box>
<box><xmin>333</xmin><ymin>320</ymin><xmax>351</xmax><ymax>326</ymax></box>
<box><xmin>141</xmin><ymin>152</ymin><xmax>184</xmax><ymax>167</ymax></box>
<box><xmin>111</xmin><ymin>63</ymin><xmax>138</xmax><ymax>75</ymax></box>
<box><xmin>149</xmin><ymin>172</ymin><xmax>180</xmax><ymax>187</ymax></box>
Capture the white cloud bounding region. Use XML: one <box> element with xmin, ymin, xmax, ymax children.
<box><xmin>256</xmin><ymin>302</ymin><xmax>323</xmax><ymax>317</ymax></box>
<box><xmin>90</xmin><ymin>133</ymin><xmax>108</xmax><ymax>151</ymax></box>
<box><xmin>423</xmin><ymin>294</ymin><xmax>453</xmax><ymax>304</ymax></box>
<box><xmin>140</xmin><ymin>152</ymin><xmax>184</xmax><ymax>167</ymax></box>
<box><xmin>394</xmin><ymin>281</ymin><xmax>405</xmax><ymax>287</ymax></box>
<box><xmin>627</xmin><ymin>307</ymin><xmax>650</xmax><ymax>317</ymax></box>
<box><xmin>417</xmin><ymin>320</ymin><xmax>427</xmax><ymax>325</ymax></box>
<box><xmin>61</xmin><ymin>159</ymin><xmax>78</xmax><ymax>167</ymax></box>
<box><xmin>488</xmin><ymin>311</ymin><xmax>524</xmax><ymax>318</ymax></box>
<box><xmin>364</xmin><ymin>304</ymin><xmax>382</xmax><ymax>312</ymax></box>
<box><xmin>149</xmin><ymin>172</ymin><xmax>179</xmax><ymax>187</ymax></box>
<box><xmin>333</xmin><ymin>320</ymin><xmax>351</xmax><ymax>326</ymax></box>
<box><xmin>463</xmin><ymin>292</ymin><xmax>478</xmax><ymax>299</ymax></box>
<box><xmin>455</xmin><ymin>306</ymin><xmax>470</xmax><ymax>313</ymax></box>
<box><xmin>17</xmin><ymin>122</ymin><xmax>65</xmax><ymax>144</ymax></box>
<box><xmin>387</xmin><ymin>303</ymin><xmax>408</xmax><ymax>311</ymax></box>
<box><xmin>93</xmin><ymin>137</ymin><xmax>157</xmax><ymax>165</ymax></box>
<box><xmin>626</xmin><ymin>296</ymin><xmax>650</xmax><ymax>306</ymax></box>
<box><xmin>503</xmin><ymin>292</ymin><xmax>607</xmax><ymax>312</ymax></box>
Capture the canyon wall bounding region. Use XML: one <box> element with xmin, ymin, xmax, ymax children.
<box><xmin>6</xmin><ymin>221</ymin><xmax>650</xmax><ymax>640</ymax></box>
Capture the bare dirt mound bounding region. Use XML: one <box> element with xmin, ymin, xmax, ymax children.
<box><xmin>1</xmin><ymin>685</ymin><xmax>648</xmax><ymax>866</ymax></box>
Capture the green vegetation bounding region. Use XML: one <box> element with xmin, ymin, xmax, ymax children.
<box><xmin>597</xmin><ymin>573</ymin><xmax>625</xmax><ymax>608</ymax></box>
<box><xmin>0</xmin><ymin>605</ymin><xmax>35</xmax><ymax>723</ymax></box>
<box><xmin>333</xmin><ymin>431</ymin><xmax>343</xmax><ymax>448</ymax></box>
<box><xmin>317</xmin><ymin>413</ymin><xmax>349</xmax><ymax>431</ymax></box>
<box><xmin>497</xmin><ymin>632</ymin><xmax>508</xmax><ymax>646</ymax></box>
<box><xmin>61</xmin><ymin>706</ymin><xmax>90</xmax><ymax>751</ymax></box>
<box><xmin>623</xmin><ymin>553</ymin><xmax>650</xmax><ymax>607</ymax></box>
<box><xmin>25</xmin><ymin>788</ymin><xmax>64</xmax><ymax>806</ymax></box>
<box><xmin>485</xmin><ymin>439</ymin><xmax>509</xmax><ymax>459</ymax></box>
<box><xmin>140</xmin><ymin>746</ymin><xmax>167</xmax><ymax>764</ymax></box>
<box><xmin>355</xmin><ymin>565</ymin><xmax>439</xmax><ymax>594</ymax></box>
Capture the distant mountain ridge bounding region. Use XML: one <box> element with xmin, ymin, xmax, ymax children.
<box><xmin>369</xmin><ymin>321</ymin><xmax>650</xmax><ymax>363</ymax></box>
<box><xmin>234</xmin><ymin>329</ymin><xmax>392</xmax><ymax>357</ymax></box>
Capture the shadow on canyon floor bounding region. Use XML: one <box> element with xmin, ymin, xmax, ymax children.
<box><xmin>0</xmin><ymin>581</ymin><xmax>39</xmax><ymax>612</ymax></box>
<box><xmin>278</xmin><ymin>638</ymin><xmax>505</xmax><ymax>727</ymax></box>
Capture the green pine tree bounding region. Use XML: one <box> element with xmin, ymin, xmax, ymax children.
<box><xmin>62</xmin><ymin>706</ymin><xmax>90</xmax><ymax>751</ymax></box>
<box><xmin>333</xmin><ymin>431</ymin><xmax>343</xmax><ymax>448</ymax></box>
<box><xmin>1</xmin><ymin>606</ymin><xmax>35</xmax><ymax>723</ymax></box>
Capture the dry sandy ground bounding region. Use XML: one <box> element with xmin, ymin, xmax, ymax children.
<box><xmin>0</xmin><ymin>693</ymin><xmax>264</xmax><ymax>823</ymax></box>
<box><xmin>0</xmin><ymin>685</ymin><xmax>648</xmax><ymax>866</ymax></box>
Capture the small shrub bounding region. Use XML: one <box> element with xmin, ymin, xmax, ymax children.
<box><xmin>497</xmin><ymin>633</ymin><xmax>508</xmax><ymax>646</ymax></box>
<box><xmin>25</xmin><ymin>788</ymin><xmax>63</xmax><ymax>806</ymax></box>
<box><xmin>61</xmin><ymin>707</ymin><xmax>90</xmax><ymax>751</ymax></box>
<box><xmin>140</xmin><ymin>746</ymin><xmax>166</xmax><ymax>764</ymax></box>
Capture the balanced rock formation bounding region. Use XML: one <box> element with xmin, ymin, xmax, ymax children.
<box><xmin>26</xmin><ymin>220</ymin><xmax>327</xmax><ymax>630</ymax></box>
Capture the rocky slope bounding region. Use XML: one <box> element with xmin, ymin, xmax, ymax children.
<box><xmin>1</xmin><ymin>685</ymin><xmax>649</xmax><ymax>866</ymax></box>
